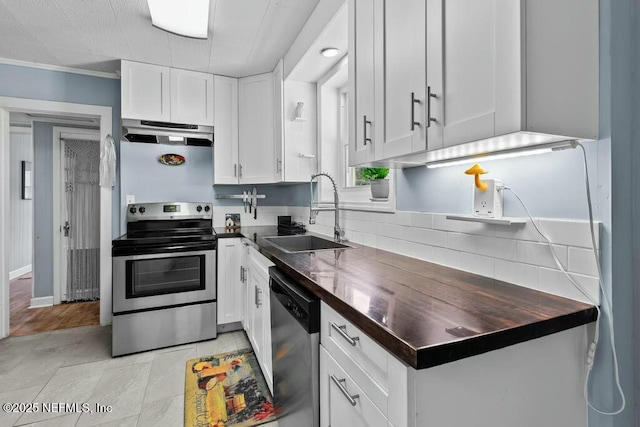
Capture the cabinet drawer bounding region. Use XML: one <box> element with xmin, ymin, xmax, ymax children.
<box><xmin>321</xmin><ymin>345</ymin><xmax>387</xmax><ymax>427</ymax></box>
<box><xmin>321</xmin><ymin>303</ymin><xmax>389</xmax><ymax>414</ymax></box>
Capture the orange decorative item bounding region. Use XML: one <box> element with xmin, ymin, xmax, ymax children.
<box><xmin>465</xmin><ymin>164</ymin><xmax>489</xmax><ymax>193</ymax></box>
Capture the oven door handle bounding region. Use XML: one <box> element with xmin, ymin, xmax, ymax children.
<box><xmin>113</xmin><ymin>249</ymin><xmax>215</xmax><ymax>261</ymax></box>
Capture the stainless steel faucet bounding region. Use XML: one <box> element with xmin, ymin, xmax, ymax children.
<box><xmin>309</xmin><ymin>172</ymin><xmax>344</xmax><ymax>242</ymax></box>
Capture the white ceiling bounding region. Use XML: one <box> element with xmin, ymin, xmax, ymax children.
<box><xmin>0</xmin><ymin>0</ymin><xmax>320</xmax><ymax>78</ymax></box>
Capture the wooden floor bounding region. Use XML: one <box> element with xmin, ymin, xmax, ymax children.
<box><xmin>10</xmin><ymin>273</ymin><xmax>100</xmax><ymax>336</ymax></box>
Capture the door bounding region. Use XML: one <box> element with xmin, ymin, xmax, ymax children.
<box><xmin>379</xmin><ymin>0</ymin><xmax>427</xmax><ymax>159</ymax></box>
<box><xmin>427</xmin><ymin>0</ymin><xmax>520</xmax><ymax>149</ymax></box>
<box><xmin>217</xmin><ymin>238</ymin><xmax>242</xmax><ymax>325</ymax></box>
<box><xmin>238</xmin><ymin>73</ymin><xmax>276</xmax><ymax>184</ymax></box>
<box><xmin>348</xmin><ymin>0</ymin><xmax>377</xmax><ymax>166</ymax></box>
<box><xmin>170</xmin><ymin>68</ymin><xmax>214</xmax><ymax>125</ymax></box>
<box><xmin>121</xmin><ymin>60</ymin><xmax>171</xmax><ymax>122</ymax></box>
<box><xmin>213</xmin><ymin>76</ymin><xmax>239</xmax><ymax>184</ymax></box>
<box><xmin>60</xmin><ymin>135</ymin><xmax>101</xmax><ymax>302</ymax></box>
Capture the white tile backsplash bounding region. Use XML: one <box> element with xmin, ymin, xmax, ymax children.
<box><xmin>287</xmin><ymin>206</ymin><xmax>601</xmax><ymax>304</ymax></box>
<box><xmin>432</xmin><ymin>214</ymin><xmax>462</xmax><ymax>232</ymax></box>
<box><xmin>537</xmin><ymin>219</ymin><xmax>600</xmax><ymax>249</ymax></box>
<box><xmin>476</xmin><ymin>236</ymin><xmax>518</xmax><ymax>261</ymax></box>
<box><xmin>447</xmin><ymin>232</ymin><xmax>478</xmax><ymax>253</ymax></box>
<box><xmin>495</xmin><ymin>259</ymin><xmax>540</xmax><ymax>289</ymax></box>
<box><xmin>568</xmin><ymin>247</ymin><xmax>600</xmax><ymax>276</ymax></box>
<box><xmin>516</xmin><ymin>241</ymin><xmax>568</xmax><ymax>270</ymax></box>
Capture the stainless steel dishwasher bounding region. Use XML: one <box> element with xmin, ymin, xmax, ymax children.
<box><xmin>270</xmin><ymin>267</ymin><xmax>320</xmax><ymax>427</ymax></box>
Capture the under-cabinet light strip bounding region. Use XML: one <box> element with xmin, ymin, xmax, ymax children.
<box><xmin>426</xmin><ymin>140</ymin><xmax>578</xmax><ymax>168</ymax></box>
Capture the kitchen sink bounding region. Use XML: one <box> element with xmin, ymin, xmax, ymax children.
<box><xmin>264</xmin><ymin>235</ymin><xmax>351</xmax><ymax>253</ymax></box>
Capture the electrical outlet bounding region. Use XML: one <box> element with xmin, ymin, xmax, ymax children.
<box><xmin>473</xmin><ymin>179</ymin><xmax>503</xmax><ymax>218</ymax></box>
<box><xmin>126</xmin><ymin>195</ymin><xmax>135</xmax><ymax>206</ymax></box>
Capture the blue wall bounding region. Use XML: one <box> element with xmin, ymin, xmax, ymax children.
<box><xmin>0</xmin><ymin>63</ymin><xmax>121</xmax><ymax>238</ymax></box>
<box><xmin>119</xmin><ymin>141</ymin><xmax>310</xmax><ymax>234</ymax></box>
<box><xmin>397</xmin><ymin>139</ymin><xmax>605</xmax><ymax>220</ymax></box>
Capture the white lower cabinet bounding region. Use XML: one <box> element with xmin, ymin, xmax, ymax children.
<box><xmin>243</xmin><ymin>243</ymin><xmax>274</xmax><ymax>394</ymax></box>
<box><xmin>217</xmin><ymin>238</ymin><xmax>242</xmax><ymax>326</ymax></box>
<box><xmin>320</xmin><ymin>301</ymin><xmax>591</xmax><ymax>427</ymax></box>
<box><xmin>320</xmin><ymin>345</ymin><xmax>386</xmax><ymax>427</ymax></box>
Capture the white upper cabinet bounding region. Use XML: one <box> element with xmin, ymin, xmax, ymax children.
<box><xmin>348</xmin><ymin>0</ymin><xmax>377</xmax><ymax>166</ymax></box>
<box><xmin>121</xmin><ymin>61</ymin><xmax>171</xmax><ymax>122</ymax></box>
<box><xmin>170</xmin><ymin>68</ymin><xmax>214</xmax><ymax>126</ymax></box>
<box><xmin>426</xmin><ymin>0</ymin><xmax>599</xmax><ymax>151</ymax></box>
<box><xmin>379</xmin><ymin>0</ymin><xmax>427</xmax><ymax>159</ymax></box>
<box><xmin>213</xmin><ymin>75</ymin><xmax>239</xmax><ymax>184</ymax></box>
<box><xmin>348</xmin><ymin>0</ymin><xmax>598</xmax><ymax>166</ymax></box>
<box><xmin>238</xmin><ymin>73</ymin><xmax>276</xmax><ymax>184</ymax></box>
<box><xmin>273</xmin><ymin>59</ymin><xmax>285</xmax><ymax>182</ymax></box>
<box><xmin>121</xmin><ymin>60</ymin><xmax>214</xmax><ymax>126</ymax></box>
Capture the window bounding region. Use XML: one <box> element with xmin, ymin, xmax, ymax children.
<box><xmin>317</xmin><ymin>57</ymin><xmax>395</xmax><ymax>212</ymax></box>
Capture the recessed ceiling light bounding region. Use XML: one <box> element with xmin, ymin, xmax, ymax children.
<box><xmin>147</xmin><ymin>0</ymin><xmax>210</xmax><ymax>39</ymax></box>
<box><xmin>321</xmin><ymin>48</ymin><xmax>340</xmax><ymax>58</ymax></box>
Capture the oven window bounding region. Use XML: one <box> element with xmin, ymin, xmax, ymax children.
<box><xmin>125</xmin><ymin>255</ymin><xmax>205</xmax><ymax>298</ymax></box>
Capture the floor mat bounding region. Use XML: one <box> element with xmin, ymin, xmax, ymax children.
<box><xmin>185</xmin><ymin>348</ymin><xmax>277</xmax><ymax>427</ymax></box>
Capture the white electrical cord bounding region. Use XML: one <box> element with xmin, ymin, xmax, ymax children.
<box><xmin>502</xmin><ymin>141</ymin><xmax>625</xmax><ymax>416</ymax></box>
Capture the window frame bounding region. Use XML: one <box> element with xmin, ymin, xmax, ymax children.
<box><xmin>316</xmin><ymin>57</ymin><xmax>396</xmax><ymax>213</ymax></box>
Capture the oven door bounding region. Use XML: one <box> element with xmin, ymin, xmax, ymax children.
<box><xmin>113</xmin><ymin>249</ymin><xmax>216</xmax><ymax>314</ymax></box>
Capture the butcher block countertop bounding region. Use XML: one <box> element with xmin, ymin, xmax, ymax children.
<box><xmin>216</xmin><ymin>226</ymin><xmax>597</xmax><ymax>369</ymax></box>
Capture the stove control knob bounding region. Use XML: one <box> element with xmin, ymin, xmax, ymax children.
<box><xmin>139</xmin><ymin>206</ymin><xmax>146</xmax><ymax>214</ymax></box>
<box><xmin>196</xmin><ymin>205</ymin><xmax>203</xmax><ymax>212</ymax></box>
<box><xmin>129</xmin><ymin>206</ymin><xmax>137</xmax><ymax>214</ymax></box>
<box><xmin>204</xmin><ymin>205</ymin><xmax>211</xmax><ymax>212</ymax></box>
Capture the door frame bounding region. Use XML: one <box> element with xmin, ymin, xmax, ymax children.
<box><xmin>0</xmin><ymin>96</ymin><xmax>113</xmax><ymax>338</ymax></box>
<box><xmin>53</xmin><ymin>127</ymin><xmax>101</xmax><ymax>305</ymax></box>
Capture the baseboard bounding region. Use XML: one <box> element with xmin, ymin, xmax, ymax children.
<box><xmin>9</xmin><ymin>264</ymin><xmax>32</xmax><ymax>280</ymax></box>
<box><xmin>29</xmin><ymin>296</ymin><xmax>53</xmax><ymax>309</ymax></box>
<box><xmin>217</xmin><ymin>321</ymin><xmax>243</xmax><ymax>334</ymax></box>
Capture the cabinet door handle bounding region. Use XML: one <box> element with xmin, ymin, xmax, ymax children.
<box><xmin>331</xmin><ymin>323</ymin><xmax>360</xmax><ymax>346</ymax></box>
<box><xmin>363</xmin><ymin>115</ymin><xmax>372</xmax><ymax>146</ymax></box>
<box><xmin>256</xmin><ymin>287</ymin><xmax>262</xmax><ymax>307</ymax></box>
<box><xmin>411</xmin><ymin>92</ymin><xmax>422</xmax><ymax>131</ymax></box>
<box><xmin>254</xmin><ymin>285</ymin><xmax>258</xmax><ymax>307</ymax></box>
<box><xmin>234</xmin><ymin>163</ymin><xmax>237</xmax><ymax>177</ymax></box>
<box><xmin>427</xmin><ymin>86</ymin><xmax>437</xmax><ymax>128</ymax></box>
<box><xmin>277</xmin><ymin>159</ymin><xmax>282</xmax><ymax>174</ymax></box>
<box><xmin>239</xmin><ymin>164</ymin><xmax>243</xmax><ymax>178</ymax></box>
<box><xmin>330</xmin><ymin>375</ymin><xmax>359</xmax><ymax>407</ymax></box>
<box><xmin>240</xmin><ymin>265</ymin><xmax>244</xmax><ymax>282</ymax></box>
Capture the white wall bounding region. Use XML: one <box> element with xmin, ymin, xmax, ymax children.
<box><xmin>9</xmin><ymin>128</ymin><xmax>32</xmax><ymax>277</ymax></box>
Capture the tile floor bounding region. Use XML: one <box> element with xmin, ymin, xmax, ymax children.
<box><xmin>0</xmin><ymin>326</ymin><xmax>279</xmax><ymax>427</ymax></box>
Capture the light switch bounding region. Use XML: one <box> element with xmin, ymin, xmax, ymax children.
<box><xmin>126</xmin><ymin>195</ymin><xmax>135</xmax><ymax>206</ymax></box>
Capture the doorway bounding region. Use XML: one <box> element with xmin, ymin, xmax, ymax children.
<box><xmin>0</xmin><ymin>97</ymin><xmax>113</xmax><ymax>339</ymax></box>
<box><xmin>8</xmin><ymin>122</ymin><xmax>103</xmax><ymax>336</ymax></box>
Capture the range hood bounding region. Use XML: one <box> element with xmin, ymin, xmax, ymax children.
<box><xmin>122</xmin><ymin>119</ymin><xmax>213</xmax><ymax>147</ymax></box>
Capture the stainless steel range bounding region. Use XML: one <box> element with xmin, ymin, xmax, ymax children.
<box><xmin>111</xmin><ymin>202</ymin><xmax>217</xmax><ymax>356</ymax></box>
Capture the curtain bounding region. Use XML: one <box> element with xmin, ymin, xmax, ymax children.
<box><xmin>64</xmin><ymin>139</ymin><xmax>100</xmax><ymax>302</ymax></box>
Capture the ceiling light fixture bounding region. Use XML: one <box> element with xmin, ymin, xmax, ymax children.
<box><xmin>147</xmin><ymin>0</ymin><xmax>210</xmax><ymax>39</ymax></box>
<box><xmin>426</xmin><ymin>140</ymin><xmax>578</xmax><ymax>168</ymax></box>
<box><xmin>321</xmin><ymin>48</ymin><xmax>340</xmax><ymax>58</ymax></box>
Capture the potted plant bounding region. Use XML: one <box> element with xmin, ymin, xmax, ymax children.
<box><xmin>361</xmin><ymin>167</ymin><xmax>390</xmax><ymax>199</ymax></box>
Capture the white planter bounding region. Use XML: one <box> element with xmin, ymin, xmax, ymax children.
<box><xmin>370</xmin><ymin>179</ymin><xmax>390</xmax><ymax>199</ymax></box>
